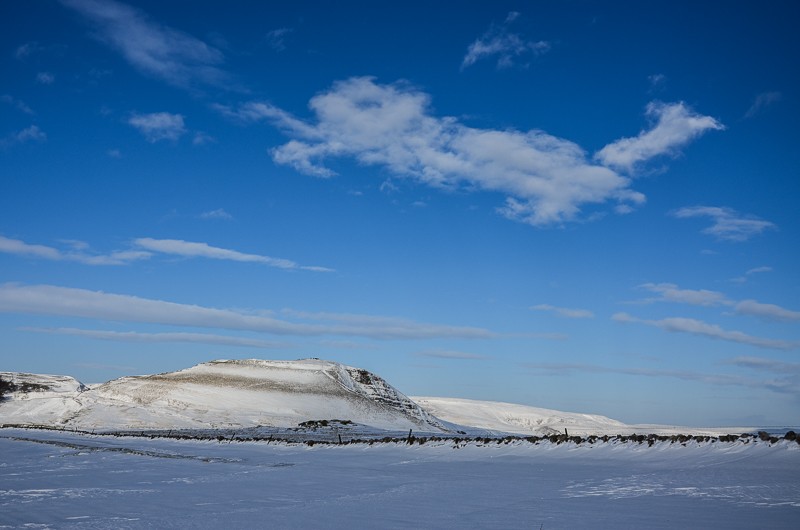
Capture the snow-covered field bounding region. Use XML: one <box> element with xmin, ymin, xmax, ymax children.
<box><xmin>1</xmin><ymin>428</ymin><xmax>797</xmax><ymax>529</ymax></box>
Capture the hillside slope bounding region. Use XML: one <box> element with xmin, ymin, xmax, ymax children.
<box><xmin>412</xmin><ymin>396</ymin><xmax>750</xmax><ymax>436</ymax></box>
<box><xmin>1</xmin><ymin>359</ymin><xmax>448</xmax><ymax>432</ymax></box>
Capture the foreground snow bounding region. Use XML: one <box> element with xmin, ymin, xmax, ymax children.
<box><xmin>0</xmin><ymin>429</ymin><xmax>796</xmax><ymax>529</ymax></box>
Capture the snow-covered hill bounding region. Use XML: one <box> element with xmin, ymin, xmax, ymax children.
<box><xmin>412</xmin><ymin>396</ymin><xmax>628</xmax><ymax>436</ymax></box>
<box><xmin>1</xmin><ymin>359</ymin><xmax>447</xmax><ymax>432</ymax></box>
<box><xmin>412</xmin><ymin>396</ymin><xmax>750</xmax><ymax>436</ymax></box>
<box><xmin>1</xmin><ymin>359</ymin><xmax>750</xmax><ymax>435</ymax></box>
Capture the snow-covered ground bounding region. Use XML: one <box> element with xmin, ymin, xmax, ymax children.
<box><xmin>0</xmin><ymin>428</ymin><xmax>797</xmax><ymax>529</ymax></box>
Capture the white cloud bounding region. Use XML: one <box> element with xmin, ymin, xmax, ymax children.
<box><xmin>0</xmin><ymin>234</ymin><xmax>331</xmax><ymax>272</ymax></box>
<box><xmin>414</xmin><ymin>349</ymin><xmax>488</xmax><ymax>360</ymax></box>
<box><xmin>15</xmin><ymin>125</ymin><xmax>47</xmax><ymax>143</ymax></box>
<box><xmin>638</xmin><ymin>283</ymin><xmax>730</xmax><ymax>307</ymax></box>
<box><xmin>0</xmin><ymin>284</ymin><xmax>496</xmax><ymax>340</ymax></box>
<box><xmin>526</xmin><ymin>360</ymin><xmax>800</xmax><ymax>397</ymax></box>
<box><xmin>265</xmin><ymin>28</ymin><xmax>292</xmax><ymax>51</ymax></box>
<box><xmin>233</xmin><ymin>77</ymin><xmax>657</xmax><ymax>226</ymax></box>
<box><xmin>734</xmin><ymin>300</ymin><xmax>800</xmax><ymax>323</ymax></box>
<box><xmin>14</xmin><ymin>42</ymin><xmax>44</xmax><ymax>60</ymax></box>
<box><xmin>613</xmin><ymin>312</ymin><xmax>796</xmax><ymax>350</ymax></box>
<box><xmin>36</xmin><ymin>72</ymin><xmax>55</xmax><ymax>84</ymax></box>
<box><xmin>595</xmin><ymin>102</ymin><xmax>724</xmax><ymax>172</ymax></box>
<box><xmin>0</xmin><ymin>236</ymin><xmax>61</xmax><ymax>260</ymax></box>
<box><xmin>60</xmin><ymin>0</ymin><xmax>229</xmax><ymax>89</ymax></box>
<box><xmin>745</xmin><ymin>91</ymin><xmax>781</xmax><ymax>118</ymax></box>
<box><xmin>461</xmin><ymin>12</ymin><xmax>550</xmax><ymax>70</ymax></box>
<box><xmin>531</xmin><ymin>304</ymin><xmax>594</xmax><ymax>319</ymax></box>
<box><xmin>128</xmin><ymin>112</ymin><xmax>185</xmax><ymax>142</ymax></box>
<box><xmin>672</xmin><ymin>206</ymin><xmax>776</xmax><ymax>241</ymax></box>
<box><xmin>746</xmin><ymin>266</ymin><xmax>772</xmax><ymax>276</ymax></box>
<box><xmin>1</xmin><ymin>94</ymin><xmax>34</xmax><ymax>115</ymax></box>
<box><xmin>23</xmin><ymin>327</ymin><xmax>286</xmax><ymax>349</ymax></box>
<box><xmin>648</xmin><ymin>73</ymin><xmax>666</xmax><ymax>89</ymax></box>
<box><xmin>2</xmin><ymin>125</ymin><xmax>47</xmax><ymax>148</ymax></box>
<box><xmin>192</xmin><ymin>131</ymin><xmax>215</xmax><ymax>145</ymax></box>
<box><xmin>199</xmin><ymin>208</ymin><xmax>233</xmax><ymax>220</ymax></box>
<box><xmin>107</xmin><ymin>148</ymin><xmax>122</xmax><ymax>158</ymax></box>
<box><xmin>0</xmin><ymin>235</ymin><xmax>151</xmax><ymax>265</ymax></box>
<box><xmin>133</xmin><ymin>238</ymin><xmax>332</xmax><ymax>272</ymax></box>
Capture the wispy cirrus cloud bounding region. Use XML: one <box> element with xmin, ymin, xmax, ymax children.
<box><xmin>730</xmin><ymin>266</ymin><xmax>772</xmax><ymax>284</ymax></box>
<box><xmin>199</xmin><ymin>208</ymin><xmax>233</xmax><ymax>220</ymax></box>
<box><xmin>413</xmin><ymin>349</ymin><xmax>488</xmax><ymax>360</ymax></box>
<box><xmin>525</xmin><ymin>359</ymin><xmax>800</xmax><ymax>397</ymax></box>
<box><xmin>221</xmin><ymin>78</ymin><xmax>721</xmax><ymax>226</ymax></box>
<box><xmin>0</xmin><ymin>235</ymin><xmax>150</xmax><ymax>265</ymax></box>
<box><xmin>1</xmin><ymin>94</ymin><xmax>34</xmax><ymax>115</ymax></box>
<box><xmin>531</xmin><ymin>304</ymin><xmax>594</xmax><ymax>319</ymax></box>
<box><xmin>1</xmin><ymin>125</ymin><xmax>46</xmax><ymax>148</ymax></box>
<box><xmin>23</xmin><ymin>327</ymin><xmax>287</xmax><ymax>349</ymax></box>
<box><xmin>744</xmin><ymin>91</ymin><xmax>782</xmax><ymax>118</ymax></box>
<box><xmin>36</xmin><ymin>72</ymin><xmax>55</xmax><ymax>85</ymax></box>
<box><xmin>734</xmin><ymin>300</ymin><xmax>800</xmax><ymax>323</ymax></box>
<box><xmin>14</xmin><ymin>41</ymin><xmax>45</xmax><ymax>60</ymax></box>
<box><xmin>265</xmin><ymin>28</ymin><xmax>293</xmax><ymax>52</ymax></box>
<box><xmin>128</xmin><ymin>112</ymin><xmax>186</xmax><ymax>142</ymax></box>
<box><xmin>671</xmin><ymin>206</ymin><xmax>776</xmax><ymax>241</ymax></box>
<box><xmin>0</xmin><ymin>284</ymin><xmax>496</xmax><ymax>340</ymax></box>
<box><xmin>461</xmin><ymin>11</ymin><xmax>550</xmax><ymax>70</ymax></box>
<box><xmin>647</xmin><ymin>73</ymin><xmax>666</xmax><ymax>91</ymax></box>
<box><xmin>613</xmin><ymin>312</ymin><xmax>796</xmax><ymax>350</ymax></box>
<box><xmin>0</xmin><ymin>235</ymin><xmax>331</xmax><ymax>272</ymax></box>
<box><xmin>133</xmin><ymin>238</ymin><xmax>333</xmax><ymax>272</ymax></box>
<box><xmin>60</xmin><ymin>0</ymin><xmax>229</xmax><ymax>89</ymax></box>
<box><xmin>637</xmin><ymin>283</ymin><xmax>731</xmax><ymax>307</ymax></box>
<box><xmin>595</xmin><ymin>102</ymin><xmax>724</xmax><ymax>172</ymax></box>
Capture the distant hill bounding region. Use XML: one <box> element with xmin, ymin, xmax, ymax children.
<box><xmin>1</xmin><ymin>359</ymin><xmax>749</xmax><ymax>436</ymax></box>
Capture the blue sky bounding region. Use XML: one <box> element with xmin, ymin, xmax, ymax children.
<box><xmin>1</xmin><ymin>0</ymin><xmax>798</xmax><ymax>427</ymax></box>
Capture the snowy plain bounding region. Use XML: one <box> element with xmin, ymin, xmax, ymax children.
<box><xmin>1</xmin><ymin>428</ymin><xmax>798</xmax><ymax>529</ymax></box>
<box><xmin>1</xmin><ymin>360</ymin><xmax>797</xmax><ymax>528</ymax></box>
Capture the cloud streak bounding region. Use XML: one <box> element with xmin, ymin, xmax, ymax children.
<box><xmin>224</xmin><ymin>78</ymin><xmax>718</xmax><ymax>226</ymax></box>
<box><xmin>0</xmin><ymin>284</ymin><xmax>496</xmax><ymax>340</ymax></box>
<box><xmin>734</xmin><ymin>300</ymin><xmax>800</xmax><ymax>323</ymax></box>
<box><xmin>128</xmin><ymin>112</ymin><xmax>186</xmax><ymax>142</ymax></box>
<box><xmin>525</xmin><ymin>360</ymin><xmax>800</xmax><ymax>397</ymax></box>
<box><xmin>0</xmin><ymin>235</ymin><xmax>331</xmax><ymax>272</ymax></box>
<box><xmin>531</xmin><ymin>304</ymin><xmax>594</xmax><ymax>319</ymax></box>
<box><xmin>595</xmin><ymin>102</ymin><xmax>724</xmax><ymax>172</ymax></box>
<box><xmin>0</xmin><ymin>235</ymin><xmax>150</xmax><ymax>265</ymax></box>
<box><xmin>461</xmin><ymin>12</ymin><xmax>550</xmax><ymax>70</ymax></box>
<box><xmin>22</xmin><ymin>327</ymin><xmax>287</xmax><ymax>349</ymax></box>
<box><xmin>414</xmin><ymin>349</ymin><xmax>488</xmax><ymax>360</ymax></box>
<box><xmin>1</xmin><ymin>94</ymin><xmax>35</xmax><ymax>115</ymax></box>
<box><xmin>133</xmin><ymin>238</ymin><xmax>333</xmax><ymax>272</ymax></box>
<box><xmin>60</xmin><ymin>0</ymin><xmax>229</xmax><ymax>89</ymax></box>
<box><xmin>638</xmin><ymin>283</ymin><xmax>731</xmax><ymax>307</ymax></box>
<box><xmin>672</xmin><ymin>206</ymin><xmax>776</xmax><ymax>241</ymax></box>
<box><xmin>745</xmin><ymin>91</ymin><xmax>781</xmax><ymax>118</ymax></box>
<box><xmin>613</xmin><ymin>312</ymin><xmax>796</xmax><ymax>350</ymax></box>
<box><xmin>1</xmin><ymin>125</ymin><xmax>46</xmax><ymax>148</ymax></box>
